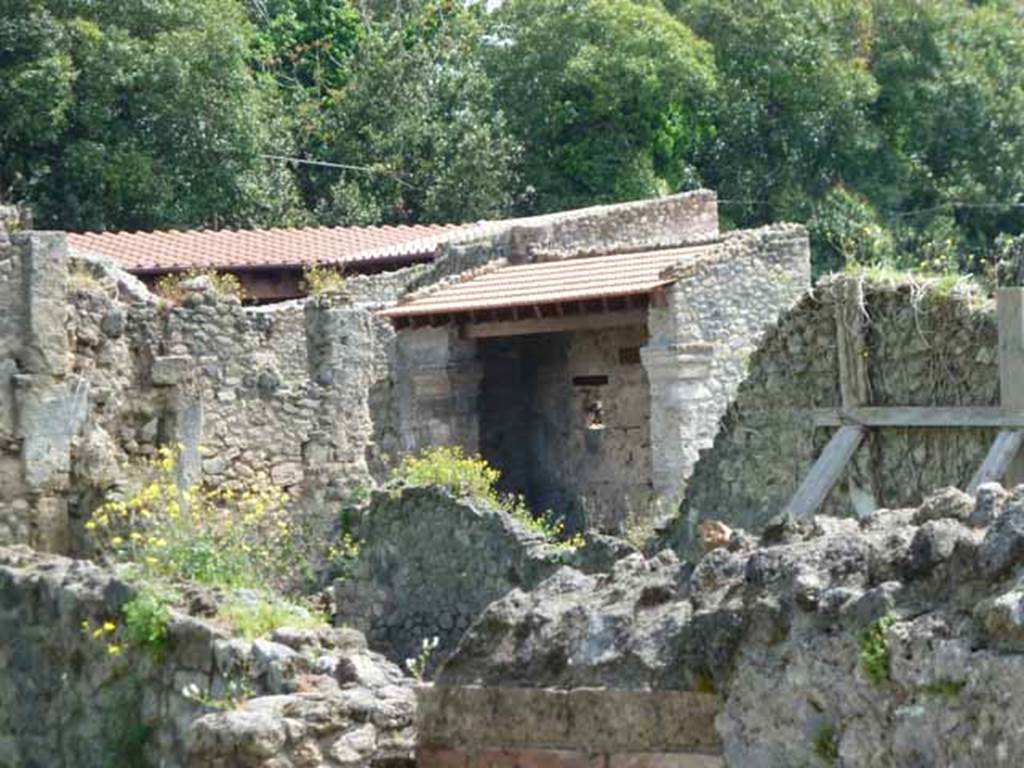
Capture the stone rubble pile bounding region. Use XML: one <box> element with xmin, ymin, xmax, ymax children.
<box><xmin>0</xmin><ymin>546</ymin><xmax>415</xmax><ymax>768</ymax></box>
<box><xmin>439</xmin><ymin>484</ymin><xmax>1024</xmax><ymax>766</ymax></box>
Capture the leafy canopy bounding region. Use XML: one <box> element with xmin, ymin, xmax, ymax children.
<box><xmin>486</xmin><ymin>0</ymin><xmax>718</xmax><ymax>212</ymax></box>
<box><xmin>0</xmin><ymin>0</ymin><xmax>302</xmax><ymax>231</ymax></box>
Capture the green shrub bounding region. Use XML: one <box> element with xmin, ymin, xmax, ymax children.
<box><xmin>217</xmin><ymin>593</ymin><xmax>326</xmax><ymax>639</ymax></box>
<box><xmin>87</xmin><ymin>446</ymin><xmax>321</xmax><ymax>594</ymax></box>
<box><xmin>812</xmin><ymin>723</ymin><xmax>839</xmax><ymax>765</ymax></box>
<box><xmin>859</xmin><ymin>615</ymin><xmax>898</xmax><ymax>686</ymax></box>
<box><xmin>122</xmin><ymin>586</ymin><xmax>174</xmax><ymax>652</ymax></box>
<box><xmin>391</xmin><ymin>446</ymin><xmax>583</xmax><ymax>548</ymax></box>
<box><xmin>392</xmin><ymin>445</ymin><xmax>503</xmax><ymax>504</ymax></box>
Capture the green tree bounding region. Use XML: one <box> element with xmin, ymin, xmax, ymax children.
<box><xmin>0</xmin><ymin>0</ymin><xmax>302</xmax><ymax>231</ymax></box>
<box><xmin>867</xmin><ymin>0</ymin><xmax>1024</xmax><ymax>272</ymax></box>
<box><xmin>308</xmin><ymin>0</ymin><xmax>519</xmax><ymax>224</ymax></box>
<box><xmin>485</xmin><ymin>0</ymin><xmax>717</xmax><ymax>214</ymax></box>
<box><xmin>673</xmin><ymin>0</ymin><xmax>880</xmax><ymax>229</ymax></box>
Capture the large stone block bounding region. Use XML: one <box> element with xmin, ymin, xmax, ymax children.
<box><xmin>14</xmin><ymin>375</ymin><xmax>88</xmax><ymax>490</ymax></box>
<box><xmin>14</xmin><ymin>232</ymin><xmax>68</xmax><ymax>376</ymax></box>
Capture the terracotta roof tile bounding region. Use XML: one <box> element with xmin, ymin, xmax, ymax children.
<box><xmin>66</xmin><ymin>223</ymin><xmax>474</xmax><ymax>273</ymax></box>
<box><xmin>380</xmin><ymin>243</ymin><xmax>716</xmax><ymax>319</ymax></box>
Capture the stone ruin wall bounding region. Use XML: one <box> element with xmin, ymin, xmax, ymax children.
<box><xmin>0</xmin><ymin>226</ymin><xmax>419</xmax><ymax>554</ymax></box>
<box><xmin>335</xmin><ymin>487</ymin><xmax>564</xmax><ymax>665</ymax></box>
<box><xmin>334</xmin><ymin>487</ymin><xmax>636</xmax><ymax>667</ymax></box>
<box><xmin>644</xmin><ymin>225</ymin><xmax>812</xmax><ymax>507</ymax></box>
<box><xmin>0</xmin><ymin>545</ymin><xmax>416</xmax><ymax>768</ymax></box>
<box><xmin>670</xmin><ymin>275</ymin><xmax>998</xmax><ymax>552</ymax></box>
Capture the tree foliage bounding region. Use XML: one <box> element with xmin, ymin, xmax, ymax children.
<box><xmin>0</xmin><ymin>0</ymin><xmax>302</xmax><ymax>231</ymax></box>
<box><xmin>486</xmin><ymin>0</ymin><xmax>718</xmax><ymax>213</ymax></box>
<box><xmin>674</xmin><ymin>0</ymin><xmax>1024</xmax><ymax>273</ymax></box>
<box><xmin>310</xmin><ymin>0</ymin><xmax>519</xmax><ymax>224</ymax></box>
<box><xmin>4</xmin><ymin>0</ymin><xmax>1024</xmax><ymax>276</ymax></box>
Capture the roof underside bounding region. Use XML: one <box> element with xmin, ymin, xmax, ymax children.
<box><xmin>66</xmin><ymin>223</ymin><xmax>469</xmax><ymax>273</ymax></box>
<box><xmin>381</xmin><ymin>243</ymin><xmax>714</xmax><ymax>328</ymax></box>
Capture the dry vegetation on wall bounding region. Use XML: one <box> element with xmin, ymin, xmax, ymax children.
<box><xmin>154</xmin><ymin>269</ymin><xmax>246</xmax><ymax>305</ymax></box>
<box><xmin>301</xmin><ymin>265</ymin><xmax>347</xmax><ymax>296</ymax></box>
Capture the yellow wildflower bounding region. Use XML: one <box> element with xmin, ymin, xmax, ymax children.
<box><xmin>111</xmin><ymin>536</ymin><xmax>124</xmax><ymax>547</ymax></box>
<box><xmin>107</xmin><ymin>644</ymin><xmax>122</xmax><ymax>656</ymax></box>
<box><xmin>102</xmin><ymin>621</ymin><xmax>116</xmax><ymax>633</ymax></box>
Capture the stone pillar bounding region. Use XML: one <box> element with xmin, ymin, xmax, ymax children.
<box><xmin>392</xmin><ymin>327</ymin><xmax>483</xmax><ymax>455</ymax></box>
<box><xmin>7</xmin><ymin>232</ymin><xmax>76</xmax><ymax>551</ymax></box>
<box><xmin>641</xmin><ymin>341</ymin><xmax>715</xmax><ymax>503</ymax></box>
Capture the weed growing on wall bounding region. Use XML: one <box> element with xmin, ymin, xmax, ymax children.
<box><xmin>325</xmin><ymin>532</ymin><xmax>362</xmax><ymax>580</ymax></box>
<box><xmin>67</xmin><ymin>261</ymin><xmax>111</xmax><ymax>295</ymax></box>
<box><xmin>391</xmin><ymin>446</ymin><xmax>583</xmax><ymax>549</ymax></box>
<box><xmin>122</xmin><ymin>586</ymin><xmax>175</xmax><ymax>653</ymax></box>
<box><xmin>302</xmin><ymin>264</ymin><xmax>347</xmax><ymax>296</ymax></box>
<box><xmin>393</xmin><ymin>445</ymin><xmax>503</xmax><ymax>502</ymax></box>
<box><xmin>155</xmin><ymin>269</ymin><xmax>246</xmax><ymax>304</ymax></box>
<box><xmin>86</xmin><ymin>445</ymin><xmax>328</xmax><ymax>640</ymax></box>
<box><xmin>80</xmin><ymin>616</ymin><xmax>125</xmax><ymax>658</ymax></box>
<box><xmin>181</xmin><ymin>677</ymin><xmax>253</xmax><ymax>711</ymax></box>
<box><xmin>811</xmin><ymin>722</ymin><xmax>839</xmax><ymax>765</ymax></box>
<box><xmin>859</xmin><ymin>614</ymin><xmax>898</xmax><ymax>686</ymax></box>
<box><xmin>405</xmin><ymin>636</ymin><xmax>440</xmax><ymax>681</ymax></box>
<box><xmin>87</xmin><ymin>446</ymin><xmax>313</xmax><ymax>594</ymax></box>
<box><xmin>218</xmin><ymin>594</ymin><xmax>326</xmax><ymax>639</ymax></box>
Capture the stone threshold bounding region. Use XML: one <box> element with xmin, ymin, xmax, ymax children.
<box><xmin>416</xmin><ymin>685</ymin><xmax>722</xmax><ymax>767</ymax></box>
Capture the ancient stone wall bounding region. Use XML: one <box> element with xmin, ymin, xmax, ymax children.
<box><xmin>478</xmin><ymin>325</ymin><xmax>653</xmax><ymax>531</ymax></box>
<box><xmin>334</xmin><ymin>487</ymin><xmax>571</xmax><ymax>666</ymax></box>
<box><xmin>642</xmin><ymin>224</ymin><xmax>812</xmax><ymax>504</ymax></box>
<box><xmin>668</xmin><ymin>275</ymin><xmax>997</xmax><ymax>552</ymax></box>
<box><xmin>0</xmin><ymin>545</ymin><xmax>415</xmax><ymax>768</ymax></box>
<box><xmin>0</xmin><ymin>230</ymin><xmax>79</xmax><ymax>551</ymax></box>
<box><xmin>0</xmin><ymin>225</ymin><xmax>418</xmax><ymax>553</ymax></box>
<box><xmin>408</xmin><ymin>189</ymin><xmax>720</xmax><ymax>291</ymax></box>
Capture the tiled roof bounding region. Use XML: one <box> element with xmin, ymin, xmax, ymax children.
<box><xmin>66</xmin><ymin>223</ymin><xmax>474</xmax><ymax>273</ymax></box>
<box><xmin>380</xmin><ymin>243</ymin><xmax>715</xmax><ymax>319</ymax></box>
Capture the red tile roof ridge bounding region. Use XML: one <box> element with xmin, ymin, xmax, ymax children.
<box><xmin>66</xmin><ymin>220</ymin><xmax>481</xmax><ymax>272</ymax></box>
<box><xmin>380</xmin><ymin>242</ymin><xmax>717</xmax><ymax>319</ymax></box>
<box><xmin>394</xmin><ymin>258</ymin><xmax>510</xmax><ymax>306</ymax></box>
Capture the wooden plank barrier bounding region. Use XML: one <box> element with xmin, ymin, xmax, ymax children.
<box><xmin>783</xmin><ymin>287</ymin><xmax>1024</xmax><ymax>520</ymax></box>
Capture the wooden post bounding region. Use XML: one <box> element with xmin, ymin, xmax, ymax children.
<box><xmin>997</xmin><ymin>287</ymin><xmax>1024</xmax><ymax>488</ymax></box>
<box><xmin>968</xmin><ymin>431</ymin><xmax>1024</xmax><ymax>494</ymax></box>
<box><xmin>835</xmin><ymin>281</ymin><xmax>878</xmax><ymax>515</ymax></box>
<box><xmin>784</xmin><ymin>426</ymin><xmax>866</xmax><ymax>520</ymax></box>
